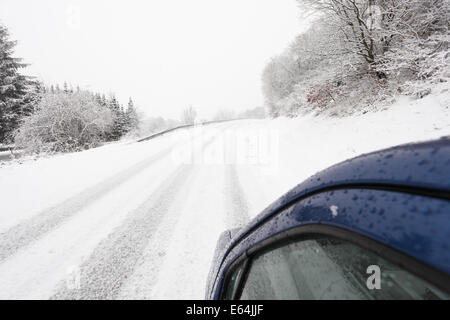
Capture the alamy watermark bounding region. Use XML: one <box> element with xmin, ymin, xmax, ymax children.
<box><xmin>170</xmin><ymin>127</ymin><xmax>280</xmax><ymax>176</ymax></box>
<box><xmin>366</xmin><ymin>265</ymin><xmax>381</xmax><ymax>290</ymax></box>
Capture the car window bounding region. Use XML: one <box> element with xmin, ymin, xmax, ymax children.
<box><xmin>223</xmin><ymin>263</ymin><xmax>245</xmax><ymax>300</ymax></box>
<box><xmin>238</xmin><ymin>237</ymin><xmax>449</xmax><ymax>300</ymax></box>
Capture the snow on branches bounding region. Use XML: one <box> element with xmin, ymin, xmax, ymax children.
<box><xmin>263</xmin><ymin>0</ymin><xmax>449</xmax><ymax>117</ymax></box>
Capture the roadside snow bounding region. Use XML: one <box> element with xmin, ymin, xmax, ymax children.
<box><xmin>237</xmin><ymin>83</ymin><xmax>450</xmax><ymax>218</ymax></box>
<box><xmin>0</xmin><ymin>130</ymin><xmax>197</xmax><ymax>234</ymax></box>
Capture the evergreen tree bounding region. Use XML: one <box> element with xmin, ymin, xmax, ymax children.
<box><xmin>106</xmin><ymin>95</ymin><xmax>124</xmax><ymax>141</ymax></box>
<box><xmin>63</xmin><ymin>82</ymin><xmax>69</xmax><ymax>94</ymax></box>
<box><xmin>0</xmin><ymin>24</ymin><xmax>32</xmax><ymax>142</ymax></box>
<box><xmin>125</xmin><ymin>97</ymin><xmax>139</xmax><ymax>133</ymax></box>
<box><xmin>20</xmin><ymin>80</ymin><xmax>45</xmax><ymax>117</ymax></box>
<box><xmin>94</xmin><ymin>93</ymin><xmax>102</xmax><ymax>106</ymax></box>
<box><xmin>101</xmin><ymin>94</ymin><xmax>107</xmax><ymax>108</ymax></box>
<box><xmin>118</xmin><ymin>105</ymin><xmax>127</xmax><ymax>136</ymax></box>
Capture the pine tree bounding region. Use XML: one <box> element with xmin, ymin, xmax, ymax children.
<box><xmin>63</xmin><ymin>82</ymin><xmax>69</xmax><ymax>94</ymax></box>
<box><xmin>101</xmin><ymin>94</ymin><xmax>107</xmax><ymax>108</ymax></box>
<box><xmin>20</xmin><ymin>80</ymin><xmax>44</xmax><ymax>117</ymax></box>
<box><xmin>0</xmin><ymin>24</ymin><xmax>32</xmax><ymax>142</ymax></box>
<box><xmin>106</xmin><ymin>95</ymin><xmax>124</xmax><ymax>141</ymax></box>
<box><xmin>94</xmin><ymin>93</ymin><xmax>102</xmax><ymax>106</ymax></box>
<box><xmin>119</xmin><ymin>105</ymin><xmax>127</xmax><ymax>136</ymax></box>
<box><xmin>125</xmin><ymin>97</ymin><xmax>139</xmax><ymax>133</ymax></box>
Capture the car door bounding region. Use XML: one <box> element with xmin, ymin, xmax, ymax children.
<box><xmin>218</xmin><ymin>188</ymin><xmax>450</xmax><ymax>300</ymax></box>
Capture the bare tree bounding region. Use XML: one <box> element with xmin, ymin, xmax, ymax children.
<box><xmin>180</xmin><ymin>105</ymin><xmax>197</xmax><ymax>125</ymax></box>
<box><xmin>14</xmin><ymin>91</ymin><xmax>113</xmax><ymax>154</ymax></box>
<box><xmin>262</xmin><ymin>0</ymin><xmax>448</xmax><ymax>117</ymax></box>
<box><xmin>299</xmin><ymin>0</ymin><xmax>448</xmax><ymax>78</ymax></box>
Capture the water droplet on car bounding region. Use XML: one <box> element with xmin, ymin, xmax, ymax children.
<box><xmin>418</xmin><ymin>159</ymin><xmax>428</xmax><ymax>166</ymax></box>
<box><xmin>330</xmin><ymin>205</ymin><xmax>339</xmax><ymax>218</ymax></box>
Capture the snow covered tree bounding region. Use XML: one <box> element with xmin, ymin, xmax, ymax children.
<box><xmin>119</xmin><ymin>105</ymin><xmax>128</xmax><ymax>134</ymax></box>
<box><xmin>14</xmin><ymin>91</ymin><xmax>113</xmax><ymax>153</ymax></box>
<box><xmin>262</xmin><ymin>19</ymin><xmax>344</xmax><ymax>117</ymax></box>
<box><xmin>263</xmin><ymin>1</ymin><xmax>449</xmax><ymax>117</ymax></box>
<box><xmin>374</xmin><ymin>0</ymin><xmax>449</xmax><ymax>82</ymax></box>
<box><xmin>101</xmin><ymin>94</ymin><xmax>107</xmax><ymax>108</ymax></box>
<box><xmin>0</xmin><ymin>23</ymin><xmax>32</xmax><ymax>142</ymax></box>
<box><xmin>63</xmin><ymin>82</ymin><xmax>69</xmax><ymax>94</ymax></box>
<box><xmin>105</xmin><ymin>95</ymin><xmax>129</xmax><ymax>141</ymax></box>
<box><xmin>262</xmin><ymin>54</ymin><xmax>300</xmax><ymax>117</ymax></box>
<box><xmin>94</xmin><ymin>93</ymin><xmax>102</xmax><ymax>106</ymax></box>
<box><xmin>106</xmin><ymin>95</ymin><xmax>121</xmax><ymax>140</ymax></box>
<box><xmin>299</xmin><ymin>0</ymin><xmax>386</xmax><ymax>75</ymax></box>
<box><xmin>20</xmin><ymin>80</ymin><xmax>45</xmax><ymax>118</ymax></box>
<box><xmin>125</xmin><ymin>97</ymin><xmax>139</xmax><ymax>133</ymax></box>
<box><xmin>299</xmin><ymin>0</ymin><xmax>449</xmax><ymax>80</ymax></box>
<box><xmin>180</xmin><ymin>105</ymin><xmax>197</xmax><ymax>125</ymax></box>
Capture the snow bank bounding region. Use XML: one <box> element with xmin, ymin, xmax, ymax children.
<box><xmin>237</xmin><ymin>83</ymin><xmax>450</xmax><ymax>218</ymax></box>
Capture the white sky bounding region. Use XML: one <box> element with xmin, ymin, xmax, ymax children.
<box><xmin>0</xmin><ymin>0</ymin><xmax>308</xmax><ymax>119</ymax></box>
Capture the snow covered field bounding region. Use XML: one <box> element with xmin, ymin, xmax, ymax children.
<box><xmin>0</xmin><ymin>87</ymin><xmax>449</xmax><ymax>299</ymax></box>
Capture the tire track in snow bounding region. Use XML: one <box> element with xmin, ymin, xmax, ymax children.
<box><xmin>51</xmin><ymin>165</ymin><xmax>194</xmax><ymax>300</ymax></box>
<box><xmin>224</xmin><ymin>165</ymin><xmax>250</xmax><ymax>229</ymax></box>
<box><xmin>0</xmin><ymin>146</ymin><xmax>174</xmax><ymax>263</ymax></box>
<box><xmin>115</xmin><ymin>168</ymin><xmax>198</xmax><ymax>299</ymax></box>
<box><xmin>51</xmin><ymin>133</ymin><xmax>222</xmax><ymax>300</ymax></box>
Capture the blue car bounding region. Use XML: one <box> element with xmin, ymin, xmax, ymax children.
<box><xmin>206</xmin><ymin>139</ymin><xmax>450</xmax><ymax>300</ymax></box>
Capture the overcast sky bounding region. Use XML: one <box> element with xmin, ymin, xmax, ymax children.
<box><xmin>0</xmin><ymin>0</ymin><xmax>308</xmax><ymax>120</ymax></box>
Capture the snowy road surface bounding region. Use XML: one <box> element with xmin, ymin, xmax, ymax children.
<box><xmin>0</xmin><ymin>90</ymin><xmax>449</xmax><ymax>299</ymax></box>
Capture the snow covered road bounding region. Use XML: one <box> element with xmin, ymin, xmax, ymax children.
<box><xmin>0</xmin><ymin>89</ymin><xmax>449</xmax><ymax>299</ymax></box>
<box><xmin>0</xmin><ymin>121</ymin><xmax>261</xmax><ymax>299</ymax></box>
